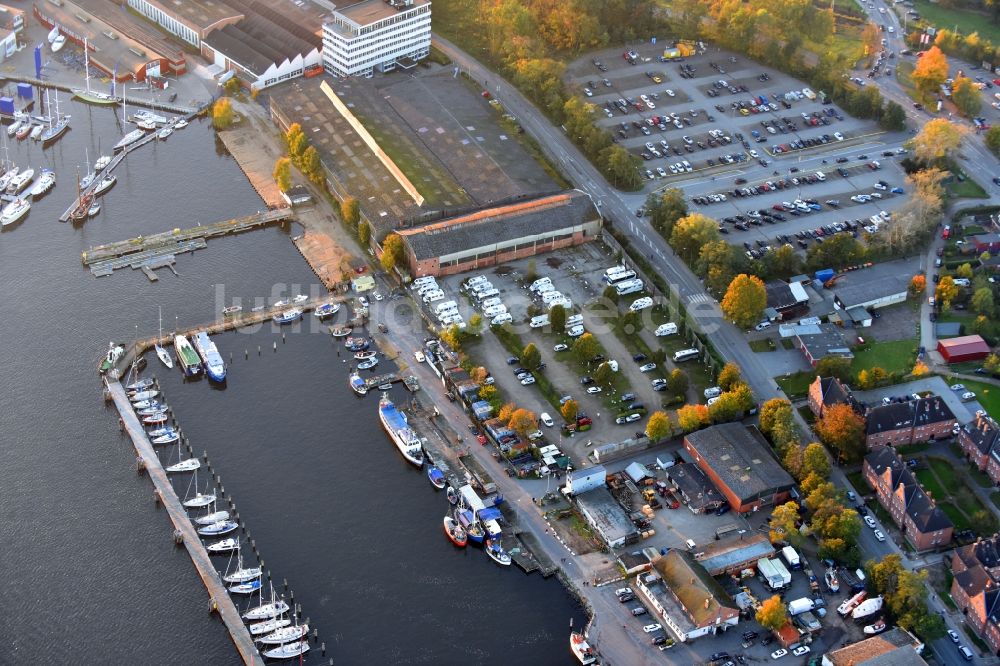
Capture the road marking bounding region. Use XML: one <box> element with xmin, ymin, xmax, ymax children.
<box><xmin>688</xmin><ymin>293</ymin><xmax>712</xmax><ymax>305</ymax></box>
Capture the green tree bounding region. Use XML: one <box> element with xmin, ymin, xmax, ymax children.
<box><xmin>600</xmin><ymin>144</ymin><xmax>642</xmax><ymax>189</ymax></box>
<box><xmin>770</xmin><ymin>501</ymin><xmax>804</xmax><ymax>546</ymax></box>
<box><xmin>717</xmin><ymin>362</ymin><xmax>742</xmax><ymax>392</ymax></box>
<box><xmin>756</xmin><ymin>595</ymin><xmax>789</xmax><ymax>632</ymax></box>
<box><xmin>468</xmin><ymin>313</ymin><xmax>483</xmax><ymax>335</ymax></box>
<box><xmin>759</xmin><ymin>398</ymin><xmax>794</xmax><ymax>436</ymax></box>
<box><xmin>358</xmin><ymin>219</ymin><xmax>371</xmax><ymax>246</ymax></box>
<box><xmin>880</xmin><ymin>101</ymin><xmax>906</xmax><ymax>131</ymax></box>
<box><xmin>646</xmin><ymin>411</ymin><xmax>674</xmax><ymax>441</ymax></box>
<box><xmin>646</xmin><ymin>187</ymin><xmax>688</xmax><ymax>238</ymax></box>
<box><xmin>951</xmin><ymin>75</ymin><xmax>982</xmax><ymax>117</ymax></box>
<box><xmin>802</xmin><ymin>442</ymin><xmax>832</xmax><ymax>480</ymax></box>
<box><xmin>594</xmin><ymin>361</ymin><xmax>615</xmax><ymax>387</ymax></box>
<box><xmin>521</xmin><ymin>343</ymin><xmax>541</xmax><ymax>370</ymax></box>
<box><xmin>670</xmin><ymin>213</ymin><xmax>720</xmax><ymax>263</ymax></box>
<box><xmin>721</xmin><ymin>273</ymin><xmax>767</xmax><ymax>329</ymax></box>
<box><xmin>342</xmin><ymin>196</ymin><xmax>360</xmax><ymax>227</ymax></box>
<box><xmin>572</xmin><ymin>333</ymin><xmax>600</xmax><ymax>363</ymax></box>
<box><xmin>211</xmin><ymin>97</ymin><xmax>234</xmax><ymax>130</ymax></box>
<box><xmin>667</xmin><ymin>368</ymin><xmax>689</xmax><ymax>395</ymax></box>
<box><xmin>508</xmin><ymin>408</ymin><xmax>537</xmax><ymax>437</ymax></box>
<box><xmin>816</xmin><ymin>356</ymin><xmax>852</xmax><ymax>381</ymax></box>
<box><xmin>986</xmin><ymin>126</ymin><xmax>1000</xmax><ymax>157</ymax></box>
<box><xmin>301</xmin><ymin>145</ymin><xmax>324</xmax><ymax>185</ymax></box>
<box><xmin>549</xmin><ymin>303</ymin><xmax>567</xmax><ymax>333</ymax></box>
<box><xmin>956</xmin><ymin>263</ymin><xmax>974</xmax><ymax>279</ymax></box>
<box><xmin>380</xmin><ymin>233</ymin><xmax>406</xmax><ymax>272</ymax></box>
<box><xmin>972</xmin><ymin>287</ymin><xmax>994</xmax><ymax>317</ymax></box>
<box><xmin>936</xmin><ymin>275</ymin><xmax>959</xmax><ymax>310</ymax></box>
<box><xmin>560</xmin><ymin>399</ymin><xmax>579</xmax><ymax>424</ymax></box>
<box><xmin>815</xmin><ymin>403</ymin><xmax>867</xmax><ymax>462</ymax></box>
<box><xmin>273</xmin><ymin>157</ymin><xmax>291</xmax><ymax>192</ymax></box>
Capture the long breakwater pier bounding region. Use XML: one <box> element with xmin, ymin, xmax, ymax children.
<box><xmin>105</xmin><ymin>378</ymin><xmax>262</xmax><ymax>665</ymax></box>
<box><xmin>82</xmin><ymin>210</ymin><xmax>295</xmax><ymax>278</ymax></box>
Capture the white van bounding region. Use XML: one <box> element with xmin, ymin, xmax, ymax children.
<box><xmin>566</xmin><ymin>314</ymin><xmax>583</xmax><ymax>326</ymax></box>
<box><xmin>412</xmin><ymin>276</ymin><xmax>437</xmax><ymax>289</ymax></box>
<box><xmin>530</xmin><ymin>314</ymin><xmax>550</xmax><ymax>329</ymax></box>
<box><xmin>615</xmin><ymin>279</ymin><xmax>644</xmax><ymax>296</ymax></box>
<box><xmin>436</xmin><ymin>308</ymin><xmax>459</xmax><ymax>321</ymax></box>
<box><xmin>540</xmin><ymin>412</ymin><xmax>554</xmax><ymax>427</ymax></box>
<box><xmin>606</xmin><ymin>359</ymin><xmax>619</xmax><ymax>372</ymax></box>
<box><xmin>529</xmin><ymin>277</ymin><xmax>552</xmax><ymax>291</ymax></box>
<box><xmin>475</xmin><ymin>288</ymin><xmax>500</xmax><ymax>301</ymax></box>
<box><xmin>567</xmin><ymin>324</ymin><xmax>585</xmax><ymax>337</ymax></box>
<box><xmin>541</xmin><ymin>290</ymin><xmax>564</xmax><ymax>304</ymax></box>
<box><xmin>629</xmin><ymin>296</ymin><xmax>653</xmax><ymax>312</ymax></box>
<box><xmin>483</xmin><ymin>304</ymin><xmax>507</xmax><ymax>318</ymax></box>
<box><xmin>655</xmin><ymin>322</ymin><xmax>678</xmax><ymax>336</ymax></box>
<box><xmin>534</xmin><ymin>282</ymin><xmax>556</xmax><ymax>295</ymax></box>
<box><xmin>673</xmin><ymin>348</ymin><xmax>699</xmax><ymax>362</ymax></box>
<box><xmin>603</xmin><ymin>265</ymin><xmax>628</xmax><ymax>281</ymax></box>
<box><xmin>480</xmin><ymin>297</ymin><xmax>502</xmax><ymax>309</ymax></box>
<box><xmin>814</xmin><ymin>171</ymin><xmax>826</xmax><ymax>181</ymax></box>
<box><xmin>491</xmin><ymin>313</ymin><xmax>512</xmax><ymax>326</ymax></box>
<box><xmin>423</xmin><ymin>290</ymin><xmax>445</xmax><ymax>303</ymax></box>
<box><xmin>434</xmin><ymin>300</ymin><xmax>457</xmax><ymax>315</ymax></box>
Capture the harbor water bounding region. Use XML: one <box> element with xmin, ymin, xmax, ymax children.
<box><xmin>0</xmin><ymin>97</ymin><xmax>586</xmax><ymax>664</ymax></box>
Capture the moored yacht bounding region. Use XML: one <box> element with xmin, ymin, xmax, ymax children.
<box><xmin>377</xmin><ymin>393</ymin><xmax>424</xmax><ymax>466</ymax></box>
<box><xmin>173</xmin><ymin>335</ymin><xmax>203</xmax><ymax>376</ymax></box>
<box><xmin>192</xmin><ymin>331</ymin><xmax>226</xmax><ymax>382</ymax></box>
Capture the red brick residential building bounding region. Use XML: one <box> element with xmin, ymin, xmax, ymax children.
<box><xmin>863</xmin><ymin>447</ymin><xmax>953</xmax><ymax>552</ymax></box>
<box><xmin>683</xmin><ymin>423</ymin><xmax>795</xmax><ymax>513</ymax></box>
<box><xmin>951</xmin><ymin>536</ymin><xmax>1000</xmax><ymax>656</ymax></box>
<box><xmin>807</xmin><ymin>376</ymin><xmax>860</xmax><ymax>418</ymax></box>
<box><xmin>865</xmin><ymin>397</ymin><xmax>957</xmax><ymax>449</ymax></box>
<box><xmin>958</xmin><ymin>414</ymin><xmax>1000</xmax><ymax>485</ymax></box>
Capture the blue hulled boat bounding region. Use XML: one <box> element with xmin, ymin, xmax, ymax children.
<box><xmin>193</xmin><ymin>331</ymin><xmax>226</xmax><ymax>382</ymax></box>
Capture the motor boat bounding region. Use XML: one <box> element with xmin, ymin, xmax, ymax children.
<box><xmin>443</xmin><ymin>515</ymin><xmax>468</xmax><ymax>547</ymax></box>
<box><xmin>313</xmin><ymin>302</ymin><xmax>340</xmax><ymax>318</ymax></box>
<box><xmin>427</xmin><ymin>467</ymin><xmax>446</xmax><ymax>489</ymax></box>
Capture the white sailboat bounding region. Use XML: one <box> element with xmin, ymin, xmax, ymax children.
<box><xmin>262</xmin><ymin>641</ymin><xmax>309</xmax><ymax>660</ymax></box>
<box><xmin>221</xmin><ymin>547</ymin><xmax>262</xmax><ymax>584</ymax></box>
<box><xmin>257</xmin><ymin>623</ymin><xmax>309</xmax><ymax>646</ymax></box>
<box><xmin>165</xmin><ymin>441</ymin><xmax>200</xmax><ymax>474</ymax></box>
<box><xmin>205</xmin><ymin>538</ymin><xmax>239</xmax><ymax>554</ymax></box>
<box><xmin>242</xmin><ymin>584</ymin><xmax>290</xmax><ymax>621</ymax></box>
<box><xmin>195</xmin><ymin>510</ymin><xmax>230</xmax><ymax>526</ymax></box>
<box><xmin>73</xmin><ymin>38</ymin><xmax>118</xmax><ymax>105</ymax></box>
<box><xmin>249</xmin><ymin>616</ymin><xmax>291</xmax><ymax>636</ymax></box>
<box><xmin>183</xmin><ymin>471</ymin><xmax>216</xmax><ymax>508</ymax></box>
<box><xmin>155</xmin><ymin>307</ymin><xmax>173</xmax><ymax>369</ymax></box>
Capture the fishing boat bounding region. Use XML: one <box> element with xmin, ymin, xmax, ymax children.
<box><xmin>863</xmin><ymin>619</ymin><xmax>886</xmax><ymax>635</ymax></box>
<box><xmin>73</xmin><ymin>38</ymin><xmax>119</xmax><ymax>105</ymax></box>
<box><xmin>222</xmin><ymin>305</ymin><xmax>242</xmax><ymax>316</ymax></box>
<box><xmin>357</xmin><ymin>357</ymin><xmax>378</xmax><ymax>370</ymax></box>
<box><xmin>262</xmin><ymin>641</ymin><xmax>309</xmax><ymax>660</ymax></box>
<box><xmin>427</xmin><ymin>467</ymin><xmax>446</xmax><ymax>489</ymax></box>
<box><xmin>29</xmin><ymin>169</ymin><xmax>55</xmax><ymax>198</ymax></box>
<box><xmin>313</xmin><ymin>302</ymin><xmax>340</xmax><ymax>318</ymax></box>
<box><xmin>154</xmin><ymin>307</ymin><xmax>173</xmax><ymax>369</ymax></box>
<box><xmin>194</xmin><ymin>510</ymin><xmax>230</xmax><ymax>526</ymax></box>
<box><xmin>6</xmin><ymin>168</ymin><xmax>34</xmax><ymax>194</ymax></box>
<box><xmin>272</xmin><ymin>309</ymin><xmax>302</xmax><ymax>324</ymax></box>
<box><xmin>174</xmin><ymin>335</ymin><xmax>203</xmax><ymax>376</ymax></box>
<box><xmin>206</xmin><ymin>538</ymin><xmax>239</xmax><ymax>554</ymax></box>
<box><xmin>349</xmin><ymin>372</ymin><xmax>367</xmax><ymax>396</ymax></box>
<box><xmin>484</xmin><ymin>538</ymin><xmax>512</xmax><ymax>566</ymax></box>
<box><xmin>29</xmin><ymin>125</ymin><xmax>42</xmax><ymax>141</ymax></box>
<box><xmin>129</xmin><ymin>389</ymin><xmax>159</xmax><ymax>402</ymax></box>
<box><xmin>94</xmin><ymin>155</ymin><xmax>111</xmax><ymax>171</ymax></box>
<box><xmin>249</xmin><ymin>617</ymin><xmax>291</xmax><ymax>637</ymax></box>
<box><xmin>87</xmin><ymin>200</ymin><xmax>100</xmax><ymax>217</ymax></box>
<box><xmin>113</xmin><ymin>129</ymin><xmax>145</xmax><ymax>152</ymax></box>
<box><xmin>228</xmin><ymin>579</ymin><xmax>262</xmax><ymax>595</ymax></box>
<box><xmin>175</xmin><ymin>119</ymin><xmax>188</xmax><ymax>129</ymax></box>
<box><xmin>99</xmin><ymin>343</ymin><xmax>125</xmax><ymax>374</ymax></box>
<box><xmin>330</xmin><ymin>326</ymin><xmax>352</xmax><ymax>337</ymax></box>
<box><xmin>15</xmin><ymin>124</ymin><xmax>30</xmax><ymax>140</ymax></box>
<box><xmin>193</xmin><ymin>331</ymin><xmax>226</xmax><ymax>382</ymax></box>
<box><xmin>165</xmin><ymin>458</ymin><xmax>200</xmax><ymax>473</ymax></box>
<box><xmin>0</xmin><ymin>198</ymin><xmax>30</xmax><ymax>227</ymax></box>
<box><xmin>93</xmin><ymin>175</ymin><xmax>116</xmax><ymax>196</ymax></box>
<box><xmin>570</xmin><ymin>632</ymin><xmax>598</xmax><ymax>665</ymax></box>
<box><xmin>51</xmin><ymin>34</ymin><xmax>66</xmax><ymax>52</ymax></box>
<box><xmin>825</xmin><ymin>569</ymin><xmax>840</xmax><ymax>593</ymax></box>
<box><xmin>126</xmin><ymin>377</ymin><xmax>154</xmax><ymax>391</ymax></box>
<box><xmin>378</xmin><ymin>392</ymin><xmax>424</xmax><ymax>467</ymax></box>
<box><xmin>443</xmin><ymin>515</ymin><xmax>468</xmax><ymax>547</ymax></box>
<box><xmin>197</xmin><ymin>520</ymin><xmax>238</xmax><ymax>537</ymax></box>
<box><xmin>456</xmin><ymin>508</ymin><xmax>484</xmax><ymax>545</ymax></box>
<box><xmin>150</xmin><ymin>429</ymin><xmax>179</xmax><ymax>445</ymax></box>
<box><xmin>158</xmin><ymin>127</ymin><xmax>172</xmax><ymax>140</ymax></box>
<box><xmin>354</xmin><ymin>351</ymin><xmax>376</xmax><ymax>360</ymax></box>
<box><xmin>446</xmin><ymin>486</ymin><xmax>458</xmax><ymax>505</ymax></box>
<box><xmin>257</xmin><ymin>623</ymin><xmax>309</xmax><ymax>646</ymax></box>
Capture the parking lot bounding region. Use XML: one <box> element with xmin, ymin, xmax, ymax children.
<box><xmin>563</xmin><ymin>43</ymin><xmax>892</xmax><ymax>192</ymax></box>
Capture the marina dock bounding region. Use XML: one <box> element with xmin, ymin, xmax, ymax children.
<box><xmin>104</xmin><ymin>378</ymin><xmax>261</xmax><ymax>665</ymax></box>
<box><xmin>82</xmin><ymin>210</ymin><xmax>294</xmax><ymax>277</ymax></box>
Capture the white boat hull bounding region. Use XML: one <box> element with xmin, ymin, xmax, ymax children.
<box><xmin>195</xmin><ymin>510</ymin><xmax>230</xmax><ymax>525</ymax></box>
<box><xmin>223</xmin><ymin>567</ymin><xmax>262</xmax><ymax>584</ymax></box>
<box><xmin>249</xmin><ymin>617</ymin><xmax>290</xmax><ymax>636</ymax></box>
<box><xmin>257</xmin><ymin>624</ymin><xmax>308</xmax><ymax>645</ymax></box>
<box><xmin>166</xmin><ymin>458</ymin><xmax>200</xmax><ymax>473</ymax></box>
<box><xmin>243</xmin><ymin>601</ymin><xmax>290</xmax><ymax>621</ymax></box>
<box><xmin>183</xmin><ymin>493</ymin><xmax>216</xmax><ymax>509</ymax></box>
<box><xmin>205</xmin><ymin>538</ymin><xmax>238</xmax><ymax>553</ymax></box>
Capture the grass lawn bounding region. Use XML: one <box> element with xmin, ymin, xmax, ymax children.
<box><xmin>850</xmin><ymin>338</ymin><xmax>917</xmax><ymax>375</ymax></box>
<box><xmin>775</xmin><ymin>371</ymin><xmax>817</xmax><ymax>399</ymax></box>
<box><xmin>948</xmin><ymin>377</ymin><xmax>1000</xmax><ymax>421</ymax></box>
<box><xmin>947</xmin><ymin>168</ymin><xmax>989</xmax><ymax>200</ymax></box>
<box><xmin>847</xmin><ymin>471</ymin><xmax>873</xmax><ymax>494</ymax></box>
<box><xmin>912</xmin><ymin>0</ymin><xmax>1000</xmax><ymax>45</ymax></box>
<box><xmin>928</xmin><ymin>457</ymin><xmax>961</xmax><ymax>494</ymax></box>
<box><xmin>780</xmin><ymin>339</ymin><xmax>794</xmax><ymax>350</ymax></box>
<box><xmin>916</xmin><ymin>468</ymin><xmax>948</xmax><ymax>500</ymax></box>
<box><xmin>970</xmin><ymin>466</ymin><xmax>994</xmax><ymax>489</ymax></box>
<box><xmin>895</xmin><ymin>60</ymin><xmax>921</xmax><ymax>103</ymax></box>
<box><xmin>749</xmin><ymin>339</ymin><xmax>776</xmax><ymax>352</ymax></box>
<box><xmin>939</xmin><ymin>502</ymin><xmax>972</xmax><ymax>532</ymax></box>
<box><xmin>896</xmin><ymin>442</ymin><xmax>932</xmax><ymax>456</ymax></box>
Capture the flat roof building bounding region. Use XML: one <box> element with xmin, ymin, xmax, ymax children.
<box><xmin>684</xmin><ymin>423</ymin><xmax>795</xmax><ymax>513</ymax></box>
<box><xmin>665</xmin><ymin>462</ymin><xmax>725</xmax><ymax>513</ymax></box>
<box><xmin>795</xmin><ymin>323</ymin><xmax>853</xmax><ymax>367</ymax></box>
<box><xmin>396</xmin><ymin>191</ymin><xmax>602</xmax><ymax>278</ymax></box>
<box><xmin>831</xmin><ymin>260</ymin><xmax>912</xmax><ymax>311</ymax></box>
<box><xmin>322</xmin><ymin>0</ymin><xmax>431</xmax><ymax>78</ymax></box>
<box><xmin>574</xmin><ymin>486</ymin><xmax>638</xmax><ymax>549</ymax></box>
<box><xmin>938</xmin><ymin>335</ymin><xmax>991</xmax><ymax>364</ymax></box>
<box><xmin>694</xmin><ymin>533</ymin><xmax>775</xmax><ymax>576</ymax></box>
<box><xmin>126</xmin><ymin>0</ymin><xmax>243</xmax><ymax>47</ymax></box>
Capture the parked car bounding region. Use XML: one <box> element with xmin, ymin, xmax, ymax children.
<box><xmin>771</xmin><ymin>648</ymin><xmax>788</xmax><ymax>659</ymax></box>
<box><xmin>864</xmin><ymin>516</ymin><xmax>877</xmax><ymax>529</ymax></box>
<box><xmin>642</xmin><ymin>624</ymin><xmax>663</xmax><ymax>633</ymax></box>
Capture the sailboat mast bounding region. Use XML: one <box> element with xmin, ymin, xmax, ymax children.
<box><xmin>83</xmin><ymin>37</ymin><xmax>90</xmax><ymax>93</ymax></box>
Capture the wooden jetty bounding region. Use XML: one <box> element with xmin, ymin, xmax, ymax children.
<box><xmin>104</xmin><ymin>378</ymin><xmax>262</xmax><ymax>665</ymax></box>
<box><xmin>89</xmin><ymin>239</ymin><xmax>205</xmax><ymax>277</ymax></box>
<box><xmin>106</xmin><ymin>294</ymin><xmax>347</xmax><ymax>379</ymax></box>
<box><xmin>82</xmin><ymin>210</ymin><xmax>294</xmax><ymax>267</ymax></box>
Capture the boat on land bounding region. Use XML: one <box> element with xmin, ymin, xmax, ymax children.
<box><xmin>249</xmin><ymin>617</ymin><xmax>291</xmax><ymax>637</ymax></box>
<box><xmin>29</xmin><ymin>169</ymin><xmax>55</xmax><ymax>198</ymax></box>
<box><xmin>262</xmin><ymin>641</ymin><xmax>309</xmax><ymax>660</ymax></box>
<box><xmin>197</xmin><ymin>520</ymin><xmax>238</xmax><ymax>537</ymax></box>
<box><xmin>174</xmin><ymin>335</ymin><xmax>203</xmax><ymax>376</ymax></box>
<box><xmin>113</xmin><ymin>129</ymin><xmax>145</xmax><ymax>152</ymax></box>
<box><xmin>825</xmin><ymin>569</ymin><xmax>840</xmax><ymax>593</ymax></box>
<box><xmin>852</xmin><ymin>596</ymin><xmax>884</xmax><ymax>622</ymax></box>
<box><xmin>570</xmin><ymin>632</ymin><xmax>598</xmax><ymax>665</ymax></box>
<box><xmin>378</xmin><ymin>392</ymin><xmax>424</xmax><ymax>467</ymax></box>
<box><xmin>427</xmin><ymin>467</ymin><xmax>446</xmax><ymax>489</ymax></box>
<box><xmin>349</xmin><ymin>372</ymin><xmax>367</xmax><ymax>396</ymax></box>
<box><xmin>50</xmin><ymin>34</ymin><xmax>66</xmax><ymax>53</ymax></box>
<box><xmin>206</xmin><ymin>538</ymin><xmax>239</xmax><ymax>554</ymax></box>
<box><xmin>193</xmin><ymin>331</ymin><xmax>226</xmax><ymax>382</ymax></box>
<box><xmin>0</xmin><ymin>198</ymin><xmax>30</xmax><ymax>227</ymax></box>
<box><xmin>47</xmin><ymin>26</ymin><xmax>60</xmax><ymax>44</ymax></box>
<box><xmin>98</xmin><ymin>343</ymin><xmax>125</xmax><ymax>374</ymax></box>
<box><xmin>485</xmin><ymin>538</ymin><xmax>512</xmax><ymax>566</ymax></box>
<box><xmin>272</xmin><ymin>309</ymin><xmax>302</xmax><ymax>324</ymax></box>
<box><xmin>313</xmin><ymin>302</ymin><xmax>340</xmax><ymax>318</ymax></box>
<box><xmin>443</xmin><ymin>515</ymin><xmax>468</xmax><ymax>547</ymax></box>
<box><xmin>257</xmin><ymin>623</ymin><xmax>309</xmax><ymax>646</ymax></box>
<box><xmin>165</xmin><ymin>457</ymin><xmax>200</xmax><ymax>473</ymax></box>
<box><xmin>863</xmin><ymin>619</ymin><xmax>886</xmax><ymax>635</ymax></box>
<box><xmin>93</xmin><ymin>175</ymin><xmax>116</xmax><ymax>196</ymax></box>
<box><xmin>330</xmin><ymin>326</ymin><xmax>352</xmax><ymax>337</ymax></box>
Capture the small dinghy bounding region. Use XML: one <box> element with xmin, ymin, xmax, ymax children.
<box><xmin>427</xmin><ymin>466</ymin><xmax>446</xmax><ymax>489</ymax></box>
<box><xmin>205</xmin><ymin>538</ymin><xmax>239</xmax><ymax>554</ymax></box>
<box><xmin>443</xmin><ymin>515</ymin><xmax>468</xmax><ymax>547</ymax></box>
<box><xmin>446</xmin><ymin>486</ymin><xmax>459</xmax><ymax>505</ymax></box>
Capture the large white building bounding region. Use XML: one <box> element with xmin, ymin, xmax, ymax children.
<box><xmin>321</xmin><ymin>0</ymin><xmax>431</xmax><ymax>78</ymax></box>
